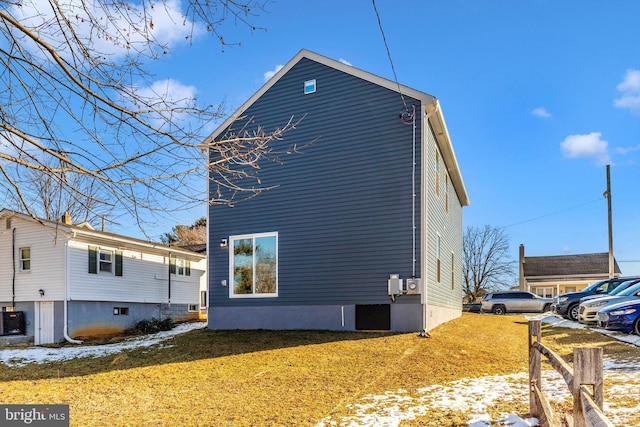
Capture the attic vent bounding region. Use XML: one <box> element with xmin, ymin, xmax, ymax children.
<box><xmin>304</xmin><ymin>79</ymin><xmax>316</xmax><ymax>94</ymax></box>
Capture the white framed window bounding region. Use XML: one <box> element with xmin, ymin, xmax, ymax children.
<box><xmin>435</xmin><ymin>149</ymin><xmax>440</xmax><ymax>196</ymax></box>
<box><xmin>436</xmin><ymin>235</ymin><xmax>441</xmax><ymax>283</ymax></box>
<box><xmin>89</xmin><ymin>246</ymin><xmax>123</xmax><ymax>276</ymax></box>
<box><xmin>100</xmin><ymin>249</ymin><xmax>113</xmax><ymax>273</ymax></box>
<box><xmin>230</xmin><ymin>232</ymin><xmax>278</xmax><ymax>298</ymax></box>
<box><xmin>445</xmin><ymin>174</ymin><xmax>449</xmax><ymax>212</ymax></box>
<box><xmin>188</xmin><ymin>304</ymin><xmax>198</xmax><ymax>312</ymax></box>
<box><xmin>200</xmin><ymin>290</ymin><xmax>207</xmax><ymax>308</ymax></box>
<box><xmin>169</xmin><ymin>257</ymin><xmax>191</xmax><ymax>276</ymax></box>
<box><xmin>451</xmin><ymin>251</ymin><xmax>455</xmax><ymax>290</ymax></box>
<box><xmin>19</xmin><ymin>247</ymin><xmax>31</xmax><ymax>271</ymax></box>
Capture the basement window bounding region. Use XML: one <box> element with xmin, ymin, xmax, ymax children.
<box><xmin>188</xmin><ymin>304</ymin><xmax>198</xmax><ymax>312</ymax></box>
<box><xmin>113</xmin><ymin>307</ymin><xmax>129</xmax><ymax>316</ymax></box>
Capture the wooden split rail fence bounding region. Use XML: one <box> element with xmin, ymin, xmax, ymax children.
<box><xmin>528</xmin><ymin>319</ymin><xmax>615</xmax><ymax>427</ymax></box>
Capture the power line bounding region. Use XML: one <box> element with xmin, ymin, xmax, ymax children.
<box><xmin>503</xmin><ymin>197</ymin><xmax>605</xmax><ymax>228</ymax></box>
<box><xmin>371</xmin><ymin>0</ymin><xmax>408</xmax><ymax>112</ymax></box>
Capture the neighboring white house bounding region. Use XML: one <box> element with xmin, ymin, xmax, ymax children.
<box><xmin>0</xmin><ymin>209</ymin><xmax>207</xmax><ymax>344</ymax></box>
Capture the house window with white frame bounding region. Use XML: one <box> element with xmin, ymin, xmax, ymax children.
<box><xmin>436</xmin><ymin>235</ymin><xmax>441</xmax><ymax>283</ymax></box>
<box><xmin>99</xmin><ymin>249</ymin><xmax>113</xmax><ymax>273</ymax></box>
<box><xmin>435</xmin><ymin>149</ymin><xmax>440</xmax><ymax>196</ymax></box>
<box><xmin>230</xmin><ymin>232</ymin><xmax>278</xmax><ymax>297</ymax></box>
<box><xmin>19</xmin><ymin>247</ymin><xmax>31</xmax><ymax>271</ymax></box>
<box><xmin>445</xmin><ymin>174</ymin><xmax>449</xmax><ymax>213</ymax></box>
<box><xmin>169</xmin><ymin>256</ymin><xmax>191</xmax><ymax>276</ymax></box>
<box><xmin>88</xmin><ymin>246</ymin><xmax>123</xmax><ymax>276</ymax></box>
<box><xmin>451</xmin><ymin>252</ymin><xmax>455</xmax><ymax>290</ymax></box>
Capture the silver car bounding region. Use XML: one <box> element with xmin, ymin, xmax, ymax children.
<box><xmin>579</xmin><ymin>281</ymin><xmax>640</xmax><ymax>324</ymax></box>
<box><xmin>481</xmin><ymin>291</ymin><xmax>553</xmax><ymax>315</ymax></box>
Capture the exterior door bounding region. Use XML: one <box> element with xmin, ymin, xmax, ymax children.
<box><xmin>35</xmin><ymin>301</ymin><xmax>55</xmax><ymax>345</ymax></box>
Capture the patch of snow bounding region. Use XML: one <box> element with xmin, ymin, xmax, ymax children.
<box><xmin>0</xmin><ymin>321</ymin><xmax>206</xmax><ymax>367</ymax></box>
<box><xmin>319</xmin><ymin>315</ymin><xmax>640</xmax><ymax>426</ymax></box>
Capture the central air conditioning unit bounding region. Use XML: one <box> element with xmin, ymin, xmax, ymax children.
<box><xmin>0</xmin><ymin>311</ymin><xmax>26</xmax><ymax>336</ymax></box>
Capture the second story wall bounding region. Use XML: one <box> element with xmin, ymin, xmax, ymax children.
<box><xmin>0</xmin><ymin>216</ymin><xmax>67</xmax><ymax>302</ymax></box>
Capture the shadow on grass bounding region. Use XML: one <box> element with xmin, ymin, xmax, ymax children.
<box><xmin>0</xmin><ymin>327</ymin><xmax>400</xmax><ymax>381</ymax></box>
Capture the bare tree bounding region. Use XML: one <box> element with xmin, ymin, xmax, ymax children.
<box><xmin>161</xmin><ymin>217</ymin><xmax>206</xmax><ymax>246</ymax></box>
<box><xmin>0</xmin><ymin>0</ymin><xmax>302</xmax><ymax>235</ymax></box>
<box><xmin>463</xmin><ymin>225</ymin><xmax>516</xmax><ymax>302</ymax></box>
<box><xmin>5</xmin><ymin>157</ymin><xmax>115</xmax><ymax>226</ymax></box>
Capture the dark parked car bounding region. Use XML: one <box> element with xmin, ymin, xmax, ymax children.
<box><xmin>463</xmin><ymin>303</ymin><xmax>481</xmax><ymax>313</ymax></box>
<box><xmin>551</xmin><ymin>277</ymin><xmax>640</xmax><ymax>321</ymax></box>
<box><xmin>481</xmin><ymin>291</ymin><xmax>553</xmax><ymax>315</ymax></box>
<box><xmin>596</xmin><ymin>299</ymin><xmax>640</xmax><ymax>334</ymax></box>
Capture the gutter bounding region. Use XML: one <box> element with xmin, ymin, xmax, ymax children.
<box><xmin>64</xmin><ymin>235</ymin><xmax>83</xmax><ymax>344</ymax></box>
<box><xmin>12</xmin><ymin>228</ymin><xmax>16</xmax><ymax>308</ymax></box>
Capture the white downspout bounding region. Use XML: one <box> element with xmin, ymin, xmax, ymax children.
<box><xmin>422</xmin><ymin>107</ymin><xmax>429</xmax><ymax>334</ymax></box>
<box><xmin>64</xmin><ymin>235</ymin><xmax>83</xmax><ymax>344</ymax></box>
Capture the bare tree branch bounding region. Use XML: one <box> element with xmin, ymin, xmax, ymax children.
<box><xmin>0</xmin><ymin>0</ymin><xmax>308</xmax><ymax>236</ymax></box>
<box><xmin>463</xmin><ymin>225</ymin><xmax>516</xmax><ymax>301</ymax></box>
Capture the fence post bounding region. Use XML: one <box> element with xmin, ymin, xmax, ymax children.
<box><xmin>573</xmin><ymin>347</ymin><xmax>604</xmax><ymax>427</ymax></box>
<box><xmin>528</xmin><ymin>320</ymin><xmax>542</xmax><ymax>418</ymax></box>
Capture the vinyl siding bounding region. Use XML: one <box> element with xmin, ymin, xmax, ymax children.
<box><xmin>423</xmin><ymin>121</ymin><xmax>464</xmax><ymax>309</ymax></box>
<box><xmin>0</xmin><ymin>217</ymin><xmax>66</xmax><ymax>302</ymax></box>
<box><xmin>68</xmin><ymin>239</ymin><xmax>204</xmax><ymax>305</ymax></box>
<box><xmin>210</xmin><ymin>57</ymin><xmax>423</xmax><ymax>308</ymax></box>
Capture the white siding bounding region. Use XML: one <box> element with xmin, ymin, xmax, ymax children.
<box><xmin>0</xmin><ymin>217</ymin><xmax>67</xmax><ymax>302</ymax></box>
<box><xmin>68</xmin><ymin>239</ymin><xmax>203</xmax><ymax>305</ymax></box>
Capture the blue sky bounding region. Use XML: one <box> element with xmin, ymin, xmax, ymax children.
<box><xmin>135</xmin><ymin>0</ymin><xmax>640</xmax><ymax>276</ymax></box>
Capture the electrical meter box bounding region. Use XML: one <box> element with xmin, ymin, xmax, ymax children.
<box><xmin>388</xmin><ymin>274</ymin><xmax>403</xmax><ymax>295</ymax></box>
<box><xmin>405</xmin><ymin>278</ymin><xmax>422</xmax><ymax>295</ymax></box>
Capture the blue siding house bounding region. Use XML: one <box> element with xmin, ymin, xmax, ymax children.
<box><xmin>206</xmin><ymin>50</ymin><xmax>469</xmax><ymax>333</ymax></box>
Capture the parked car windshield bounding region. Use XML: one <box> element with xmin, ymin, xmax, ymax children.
<box><xmin>615</xmin><ymin>282</ymin><xmax>640</xmax><ymax>297</ymax></box>
<box><xmin>582</xmin><ymin>280</ymin><xmax>608</xmax><ymax>292</ymax></box>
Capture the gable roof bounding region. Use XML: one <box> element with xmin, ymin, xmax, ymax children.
<box><xmin>0</xmin><ymin>209</ymin><xmax>205</xmax><ymax>260</ymax></box>
<box><xmin>204</xmin><ymin>49</ymin><xmax>469</xmax><ymax>207</ymax></box>
<box><xmin>523</xmin><ymin>252</ymin><xmax>621</xmax><ymax>278</ymax></box>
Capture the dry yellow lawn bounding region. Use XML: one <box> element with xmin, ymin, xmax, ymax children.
<box><xmin>0</xmin><ymin>314</ymin><xmax>637</xmax><ymax>426</ymax></box>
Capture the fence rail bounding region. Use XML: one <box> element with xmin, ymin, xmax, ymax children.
<box><xmin>528</xmin><ymin>320</ymin><xmax>614</xmax><ymax>427</ymax></box>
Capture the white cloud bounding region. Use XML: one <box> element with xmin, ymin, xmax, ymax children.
<box><xmin>264</xmin><ymin>65</ymin><xmax>284</xmax><ymax>82</ymax></box>
<box><xmin>560</xmin><ymin>132</ymin><xmax>611</xmax><ymax>166</ymax></box>
<box><xmin>615</xmin><ymin>144</ymin><xmax>640</xmax><ymax>155</ymax></box>
<box><xmin>531</xmin><ymin>107</ymin><xmax>551</xmax><ymax>118</ymax></box>
<box><xmin>339</xmin><ymin>59</ymin><xmax>352</xmax><ymax>66</ymax></box>
<box><xmin>11</xmin><ymin>0</ymin><xmax>202</xmax><ymax>59</ymax></box>
<box><xmin>614</xmin><ymin>69</ymin><xmax>640</xmax><ymax>113</ymax></box>
<box><xmin>135</xmin><ymin>78</ymin><xmax>198</xmax><ymax>107</ymax></box>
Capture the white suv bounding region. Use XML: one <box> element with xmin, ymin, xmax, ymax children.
<box><xmin>481</xmin><ymin>291</ymin><xmax>553</xmax><ymax>315</ymax></box>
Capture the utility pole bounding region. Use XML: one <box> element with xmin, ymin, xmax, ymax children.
<box><xmin>606</xmin><ymin>165</ymin><xmax>614</xmax><ymax>278</ymax></box>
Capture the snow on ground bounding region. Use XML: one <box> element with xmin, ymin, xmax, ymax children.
<box><xmin>318</xmin><ymin>314</ymin><xmax>640</xmax><ymax>427</ymax></box>
<box><xmin>0</xmin><ymin>321</ymin><xmax>206</xmax><ymax>367</ymax></box>
<box><xmin>1</xmin><ymin>315</ymin><xmax>639</xmax><ymax>426</ymax></box>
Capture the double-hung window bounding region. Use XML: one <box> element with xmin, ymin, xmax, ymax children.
<box><xmin>100</xmin><ymin>249</ymin><xmax>113</xmax><ymax>273</ymax></box>
<box><xmin>230</xmin><ymin>232</ymin><xmax>278</xmax><ymax>297</ymax></box>
<box><xmin>19</xmin><ymin>247</ymin><xmax>31</xmax><ymax>271</ymax></box>
<box><xmin>88</xmin><ymin>246</ymin><xmax>123</xmax><ymax>276</ymax></box>
<box><xmin>169</xmin><ymin>257</ymin><xmax>191</xmax><ymax>276</ymax></box>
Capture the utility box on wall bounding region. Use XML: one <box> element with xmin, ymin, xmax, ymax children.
<box><xmin>388</xmin><ymin>274</ymin><xmax>403</xmax><ymax>295</ymax></box>
<box><xmin>405</xmin><ymin>278</ymin><xmax>422</xmax><ymax>295</ymax></box>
